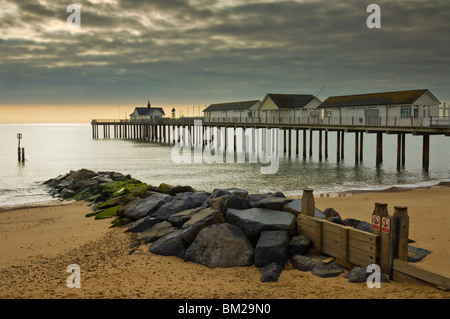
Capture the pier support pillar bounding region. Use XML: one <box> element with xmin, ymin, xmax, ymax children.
<box><xmin>309</xmin><ymin>130</ymin><xmax>313</xmax><ymax>157</ymax></box>
<box><xmin>401</xmin><ymin>134</ymin><xmax>406</xmax><ymax>167</ymax></box>
<box><xmin>318</xmin><ymin>130</ymin><xmax>323</xmax><ymax>161</ymax></box>
<box><xmin>336</xmin><ymin>131</ymin><xmax>341</xmax><ymax>163</ymax></box>
<box><xmin>422</xmin><ymin>134</ymin><xmax>430</xmax><ymax>172</ymax></box>
<box><xmin>288</xmin><ymin>129</ymin><xmax>292</xmax><ymax>157</ymax></box>
<box><xmin>340</xmin><ymin>130</ymin><xmax>345</xmax><ymax>160</ymax></box>
<box><xmin>303</xmin><ymin>130</ymin><xmax>307</xmax><ymax>159</ymax></box>
<box><xmin>355</xmin><ymin>132</ymin><xmax>359</xmax><ymax>164</ymax></box>
<box><xmin>359</xmin><ymin>131</ymin><xmax>364</xmax><ymax>162</ymax></box>
<box><xmin>296</xmin><ymin>129</ymin><xmax>299</xmax><ymax>156</ymax></box>
<box><xmin>325</xmin><ymin>130</ymin><xmax>328</xmax><ymax>159</ymax></box>
<box><xmin>376</xmin><ymin>132</ymin><xmax>383</xmax><ymax>167</ymax></box>
<box><xmin>397</xmin><ymin>134</ymin><xmax>402</xmax><ymax>170</ymax></box>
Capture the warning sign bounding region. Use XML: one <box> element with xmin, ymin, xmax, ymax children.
<box><xmin>372</xmin><ymin>215</ymin><xmax>380</xmax><ymax>231</ymax></box>
<box><xmin>381</xmin><ymin>217</ymin><xmax>390</xmax><ymax>234</ymax></box>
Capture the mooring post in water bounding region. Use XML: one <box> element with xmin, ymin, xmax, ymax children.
<box><xmin>17</xmin><ymin>133</ymin><xmax>22</xmax><ymax>162</ymax></box>
<box><xmin>21</xmin><ymin>148</ymin><xmax>25</xmax><ymax>162</ymax></box>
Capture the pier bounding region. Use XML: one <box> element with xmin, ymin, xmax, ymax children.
<box><xmin>91</xmin><ymin>116</ymin><xmax>450</xmax><ymax>172</ymax></box>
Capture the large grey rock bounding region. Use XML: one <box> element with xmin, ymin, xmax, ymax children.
<box><xmin>181</xmin><ymin>208</ymin><xmax>225</xmax><ymax>245</ymax></box>
<box><xmin>123</xmin><ymin>192</ymin><xmax>173</xmax><ymax>221</ymax></box>
<box><xmin>201</xmin><ymin>188</ymin><xmax>232</xmax><ymax>207</ymax></box>
<box><xmin>184</xmin><ymin>223</ymin><xmax>254</xmax><ymax>268</ymax></box>
<box><xmin>283</xmin><ymin>199</ymin><xmax>325</xmax><ymax>218</ymax></box>
<box><xmin>260</xmin><ymin>262</ymin><xmax>283</xmax><ymax>282</ymax></box>
<box><xmin>288</xmin><ymin>235</ymin><xmax>311</xmax><ymax>257</ymax></box>
<box><xmin>168</xmin><ymin>207</ymin><xmax>203</xmax><ymax>228</ymax></box>
<box><xmin>225</xmin><ymin>188</ymin><xmax>249</xmax><ymax>199</ymax></box>
<box><xmin>253</xmin><ymin>197</ymin><xmax>293</xmax><ymax>211</ymax></box>
<box><xmin>247</xmin><ymin>192</ymin><xmax>286</xmax><ymax>207</ymax></box>
<box><xmin>207</xmin><ymin>194</ymin><xmax>251</xmax><ymax>215</ymax></box>
<box><xmin>322</xmin><ymin>208</ymin><xmax>345</xmax><ymax>225</ymax></box>
<box><xmin>254</xmin><ymin>231</ymin><xmax>290</xmax><ymax>267</ymax></box>
<box><xmin>149</xmin><ymin>229</ymin><xmax>187</xmax><ymax>258</ymax></box>
<box><xmin>137</xmin><ymin>221</ymin><xmax>177</xmax><ymax>244</ymax></box>
<box><xmin>225</xmin><ymin>208</ymin><xmax>296</xmax><ymax>245</ymax></box>
<box><xmin>125</xmin><ymin>216</ymin><xmax>159</xmax><ymax>233</ymax></box>
<box><xmin>152</xmin><ymin>192</ymin><xmax>210</xmax><ymax>221</ymax></box>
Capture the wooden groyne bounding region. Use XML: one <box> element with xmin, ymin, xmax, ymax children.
<box><xmin>91</xmin><ymin>117</ymin><xmax>450</xmax><ymax>172</ymax></box>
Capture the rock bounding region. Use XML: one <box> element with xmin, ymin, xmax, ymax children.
<box><xmin>167</xmin><ymin>185</ymin><xmax>196</xmax><ymax>196</ymax></box>
<box><xmin>254</xmin><ymin>231</ymin><xmax>290</xmax><ymax>267</ymax></box>
<box><xmin>168</xmin><ymin>207</ymin><xmax>203</xmax><ymax>228</ymax></box>
<box><xmin>184</xmin><ymin>223</ymin><xmax>254</xmax><ymax>268</ymax></box>
<box><xmin>253</xmin><ymin>197</ymin><xmax>293</xmax><ymax>210</ymax></box>
<box><xmin>225</xmin><ymin>208</ymin><xmax>297</xmax><ymax>245</ymax></box>
<box><xmin>322</xmin><ymin>208</ymin><xmax>345</xmax><ymax>225</ymax></box>
<box><xmin>122</xmin><ymin>192</ymin><xmax>173</xmax><ymax>221</ymax></box>
<box><xmin>201</xmin><ymin>189</ymin><xmax>232</xmax><ymax>207</ymax></box>
<box><xmin>207</xmin><ymin>194</ymin><xmax>251</xmax><ymax>215</ymax></box>
<box><xmin>181</xmin><ymin>208</ymin><xmax>225</xmax><ymax>245</ymax></box>
<box><xmin>152</xmin><ymin>192</ymin><xmax>209</xmax><ymax>221</ymax></box>
<box><xmin>58</xmin><ymin>188</ymin><xmax>75</xmax><ymax>199</ymax></box>
<box><xmin>291</xmin><ymin>255</ymin><xmax>343</xmax><ymax>275</ymax></box>
<box><xmin>125</xmin><ymin>216</ymin><xmax>160</xmax><ymax>233</ymax></box>
<box><xmin>260</xmin><ymin>262</ymin><xmax>283</xmax><ymax>282</ymax></box>
<box><xmin>137</xmin><ymin>221</ymin><xmax>177</xmax><ymax>244</ymax></box>
<box><xmin>247</xmin><ymin>192</ymin><xmax>285</xmax><ymax>207</ymax></box>
<box><xmin>408</xmin><ymin>246</ymin><xmax>432</xmax><ymax>262</ymax></box>
<box><xmin>311</xmin><ymin>268</ymin><xmax>344</xmax><ymax>278</ymax></box>
<box><xmin>345</xmin><ymin>266</ymin><xmax>390</xmax><ymax>283</ymax></box>
<box><xmin>356</xmin><ymin>221</ymin><xmax>372</xmax><ymax>233</ymax></box>
<box><xmin>343</xmin><ymin>218</ymin><xmax>361</xmax><ymax>228</ymax></box>
<box><xmin>225</xmin><ymin>188</ymin><xmax>249</xmax><ymax>199</ymax></box>
<box><xmin>288</xmin><ymin>235</ymin><xmax>311</xmax><ymax>257</ymax></box>
<box><xmin>149</xmin><ymin>229</ymin><xmax>187</xmax><ymax>258</ymax></box>
<box><xmin>291</xmin><ymin>255</ymin><xmax>320</xmax><ymax>272</ymax></box>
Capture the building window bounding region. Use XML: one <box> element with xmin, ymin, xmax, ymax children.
<box><xmin>400</xmin><ymin>106</ymin><xmax>411</xmax><ymax>118</ymax></box>
<box><xmin>325</xmin><ymin>111</ymin><xmax>332</xmax><ymax>117</ymax></box>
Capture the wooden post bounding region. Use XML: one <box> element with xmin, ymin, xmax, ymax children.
<box><xmin>21</xmin><ymin>147</ymin><xmax>25</xmax><ymax>163</ymax></box>
<box><xmin>296</xmin><ymin>129</ymin><xmax>299</xmax><ymax>155</ymax></box>
<box><xmin>302</xmin><ymin>189</ymin><xmax>315</xmax><ymax>217</ymax></box>
<box><xmin>325</xmin><ymin>130</ymin><xmax>328</xmax><ymax>159</ymax></box>
<box><xmin>339</xmin><ymin>227</ymin><xmax>349</xmax><ymax>262</ymax></box>
<box><xmin>393</xmin><ymin>206</ymin><xmax>409</xmax><ymax>261</ymax></box>
<box><xmin>288</xmin><ymin>129</ymin><xmax>292</xmax><ymax>157</ymax></box>
<box><xmin>340</xmin><ymin>130</ymin><xmax>344</xmax><ymax>160</ymax></box>
<box><xmin>355</xmin><ymin>132</ymin><xmax>359</xmax><ymax>164</ymax></box>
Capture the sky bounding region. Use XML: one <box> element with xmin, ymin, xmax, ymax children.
<box><xmin>0</xmin><ymin>0</ymin><xmax>449</xmax><ymax>123</ymax></box>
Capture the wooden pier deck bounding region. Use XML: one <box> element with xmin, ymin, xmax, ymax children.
<box><xmin>91</xmin><ymin>117</ymin><xmax>450</xmax><ymax>172</ymax></box>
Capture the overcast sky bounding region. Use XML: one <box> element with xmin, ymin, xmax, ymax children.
<box><xmin>1</xmin><ymin>0</ymin><xmax>449</xmax><ymax>112</ymax></box>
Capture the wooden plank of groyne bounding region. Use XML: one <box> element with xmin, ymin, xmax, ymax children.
<box><xmin>393</xmin><ymin>259</ymin><xmax>450</xmax><ymax>289</ymax></box>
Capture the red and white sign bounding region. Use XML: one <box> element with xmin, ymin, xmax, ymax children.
<box><xmin>372</xmin><ymin>215</ymin><xmax>380</xmax><ymax>231</ymax></box>
<box><xmin>381</xmin><ymin>217</ymin><xmax>390</xmax><ymax>234</ymax></box>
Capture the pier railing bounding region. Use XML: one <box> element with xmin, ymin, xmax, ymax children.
<box><xmin>92</xmin><ymin>115</ymin><xmax>450</xmax><ymax>129</ymax></box>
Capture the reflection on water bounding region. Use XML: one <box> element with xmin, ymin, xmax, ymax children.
<box><xmin>0</xmin><ymin>124</ymin><xmax>449</xmax><ymax>208</ymax></box>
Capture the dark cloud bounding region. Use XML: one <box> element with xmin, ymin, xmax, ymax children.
<box><xmin>0</xmin><ymin>0</ymin><xmax>449</xmax><ymax>106</ymax></box>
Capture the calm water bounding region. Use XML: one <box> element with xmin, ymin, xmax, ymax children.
<box><xmin>0</xmin><ymin>124</ymin><xmax>449</xmax><ymax>208</ymax></box>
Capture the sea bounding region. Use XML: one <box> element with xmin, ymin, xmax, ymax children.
<box><xmin>0</xmin><ymin>123</ymin><xmax>449</xmax><ymax>209</ymax></box>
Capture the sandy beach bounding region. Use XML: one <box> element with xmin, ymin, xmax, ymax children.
<box><xmin>0</xmin><ymin>187</ymin><xmax>449</xmax><ymax>299</ymax></box>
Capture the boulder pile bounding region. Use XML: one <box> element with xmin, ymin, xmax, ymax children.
<box><xmin>43</xmin><ymin>169</ymin><xmax>423</xmax><ymax>283</ymax></box>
